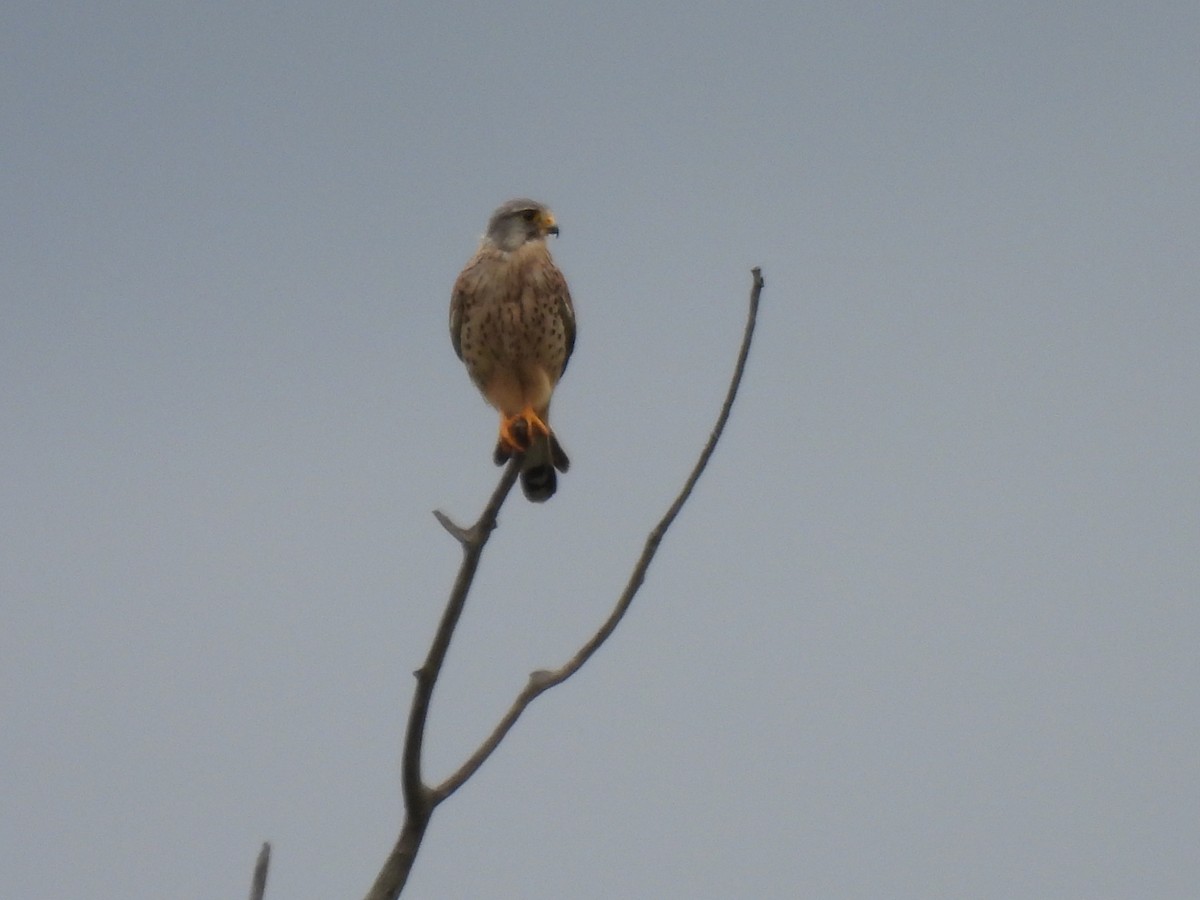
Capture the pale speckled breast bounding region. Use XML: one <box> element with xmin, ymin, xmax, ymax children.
<box><xmin>457</xmin><ymin>245</ymin><xmax>569</xmax><ymax>390</ymax></box>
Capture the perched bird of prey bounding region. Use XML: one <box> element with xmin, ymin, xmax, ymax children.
<box><xmin>450</xmin><ymin>199</ymin><xmax>576</xmax><ymax>501</ymax></box>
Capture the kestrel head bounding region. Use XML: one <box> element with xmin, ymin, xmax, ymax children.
<box><xmin>485</xmin><ymin>198</ymin><xmax>559</xmax><ymax>252</ymax></box>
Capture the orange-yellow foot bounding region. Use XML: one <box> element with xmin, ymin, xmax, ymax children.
<box><xmin>492</xmin><ymin>407</ymin><xmax>551</xmax><ymax>466</ymax></box>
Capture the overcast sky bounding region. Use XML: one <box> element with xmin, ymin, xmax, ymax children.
<box><xmin>3</xmin><ymin>2</ymin><xmax>1198</xmax><ymax>898</ymax></box>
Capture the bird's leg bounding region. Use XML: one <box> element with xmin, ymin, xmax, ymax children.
<box><xmin>494</xmin><ymin>415</ymin><xmax>523</xmax><ymax>465</ymax></box>
<box><xmin>493</xmin><ymin>407</ymin><xmax>551</xmax><ymax>466</ymax></box>
<box><xmin>517</xmin><ymin>405</ymin><xmax>551</xmax><ymax>441</ymax></box>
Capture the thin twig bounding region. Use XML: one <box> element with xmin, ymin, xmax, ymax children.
<box><xmin>433</xmin><ymin>267</ymin><xmax>764</xmax><ymax>802</ymax></box>
<box><xmin>248</xmin><ymin>842</ymin><xmax>270</xmax><ymax>900</ymax></box>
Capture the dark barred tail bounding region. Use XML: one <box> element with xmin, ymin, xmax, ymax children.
<box><xmin>519</xmin><ymin>432</ymin><xmax>570</xmax><ymax>503</ymax></box>
<box><xmin>521</xmin><ymin>462</ymin><xmax>556</xmax><ymax>502</ymax></box>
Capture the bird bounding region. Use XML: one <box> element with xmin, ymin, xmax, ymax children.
<box><xmin>449</xmin><ymin>199</ymin><xmax>576</xmax><ymax>502</ymax></box>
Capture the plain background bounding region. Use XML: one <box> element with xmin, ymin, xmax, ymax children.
<box><xmin>3</xmin><ymin>2</ymin><xmax>1198</xmax><ymax>898</ymax></box>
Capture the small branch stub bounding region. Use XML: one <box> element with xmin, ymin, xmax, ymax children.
<box><xmin>432</xmin><ymin>510</ymin><xmax>470</xmax><ymax>544</ymax></box>
<box><xmin>248</xmin><ymin>842</ymin><xmax>270</xmax><ymax>900</ymax></box>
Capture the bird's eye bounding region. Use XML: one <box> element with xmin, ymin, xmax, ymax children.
<box><xmin>521</xmin><ymin>209</ymin><xmax>538</xmax><ymax>222</ymax></box>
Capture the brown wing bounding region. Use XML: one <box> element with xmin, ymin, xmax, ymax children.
<box><xmin>449</xmin><ymin>282</ymin><xmax>465</xmax><ymax>361</ymax></box>
<box><xmin>449</xmin><ymin>251</ymin><xmax>484</xmax><ymax>362</ymax></box>
<box><xmin>548</xmin><ymin>262</ymin><xmax>576</xmax><ymax>378</ymax></box>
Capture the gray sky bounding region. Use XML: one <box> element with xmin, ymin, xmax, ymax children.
<box><xmin>3</xmin><ymin>2</ymin><xmax>1198</xmax><ymax>898</ymax></box>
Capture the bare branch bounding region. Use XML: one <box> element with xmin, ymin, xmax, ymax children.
<box><xmin>248</xmin><ymin>842</ymin><xmax>270</xmax><ymax>900</ymax></box>
<box><xmin>433</xmin><ymin>267</ymin><xmax>764</xmax><ymax>803</ymax></box>
<box><xmin>365</xmin><ymin>459</ymin><xmax>521</xmax><ymax>900</ymax></box>
<box><xmin>362</xmin><ymin>816</ymin><xmax>428</xmax><ymax>900</ymax></box>
<box><xmin>366</xmin><ymin>268</ymin><xmax>763</xmax><ymax>897</ymax></box>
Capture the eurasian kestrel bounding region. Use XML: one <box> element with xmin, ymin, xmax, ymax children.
<box><xmin>450</xmin><ymin>199</ymin><xmax>576</xmax><ymax>502</ymax></box>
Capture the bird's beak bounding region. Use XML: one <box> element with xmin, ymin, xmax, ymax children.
<box><xmin>540</xmin><ymin>212</ymin><xmax>559</xmax><ymax>237</ymax></box>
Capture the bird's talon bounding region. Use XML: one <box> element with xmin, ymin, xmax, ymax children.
<box><xmin>519</xmin><ymin>407</ymin><xmax>550</xmax><ymax>440</ymax></box>
<box><xmin>496</xmin><ymin>414</ymin><xmax>530</xmax><ymax>459</ymax></box>
<box><xmin>510</xmin><ymin>416</ymin><xmax>531</xmax><ymax>450</ymax></box>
